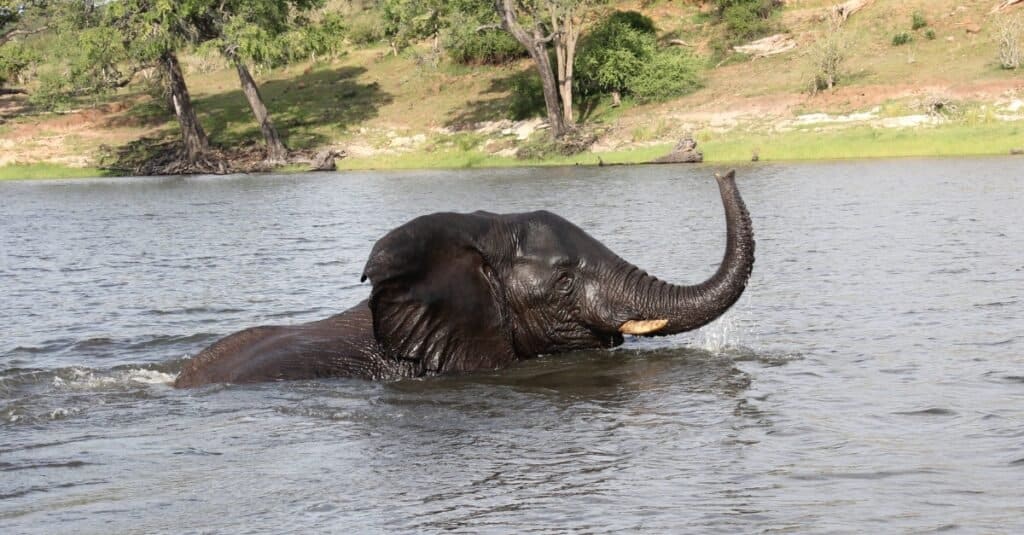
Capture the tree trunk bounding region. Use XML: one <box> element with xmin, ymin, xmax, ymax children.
<box><xmin>551</xmin><ymin>8</ymin><xmax>578</xmax><ymax>127</ymax></box>
<box><xmin>233</xmin><ymin>57</ymin><xmax>288</xmax><ymax>163</ymax></box>
<box><xmin>494</xmin><ymin>0</ymin><xmax>568</xmax><ymax>138</ymax></box>
<box><xmin>160</xmin><ymin>52</ymin><xmax>209</xmax><ymax>162</ymax></box>
<box><xmin>529</xmin><ymin>40</ymin><xmax>567</xmax><ymax>138</ymax></box>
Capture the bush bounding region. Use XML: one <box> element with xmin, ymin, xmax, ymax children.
<box><xmin>715</xmin><ymin>0</ymin><xmax>782</xmax><ymax>43</ymax></box>
<box><xmin>911</xmin><ymin>12</ymin><xmax>928</xmax><ymax>31</ymax></box>
<box><xmin>809</xmin><ymin>15</ymin><xmax>845</xmax><ymax>93</ymax></box>
<box><xmin>0</xmin><ymin>42</ymin><xmax>38</xmax><ymax>86</ymax></box>
<box><xmin>347</xmin><ymin>10</ymin><xmax>385</xmax><ymax>46</ymax></box>
<box><xmin>630</xmin><ymin>48</ymin><xmax>703</xmax><ymax>103</ymax></box>
<box><xmin>443</xmin><ymin>18</ymin><xmax>526</xmax><ymax>64</ymax></box>
<box><xmin>892</xmin><ymin>32</ymin><xmax>912</xmax><ymax>46</ymax></box>
<box><xmin>998</xmin><ymin>16</ymin><xmax>1023</xmax><ymax>70</ymax></box>
<box><xmin>575</xmin><ymin>12</ymin><xmax>657</xmax><ymax>97</ymax></box>
<box><xmin>575</xmin><ymin>11</ymin><xmax>701</xmax><ymax>104</ymax></box>
<box><xmin>603</xmin><ymin>10</ymin><xmax>657</xmax><ymax>34</ymax></box>
<box><xmin>925</xmin><ymin>29</ymin><xmax>936</xmax><ymax>40</ymax></box>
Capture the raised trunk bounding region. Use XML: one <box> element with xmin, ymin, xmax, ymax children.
<box><xmin>233</xmin><ymin>57</ymin><xmax>288</xmax><ymax>163</ymax></box>
<box><xmin>160</xmin><ymin>52</ymin><xmax>209</xmax><ymax>162</ymax></box>
<box><xmin>617</xmin><ymin>170</ymin><xmax>755</xmax><ymax>335</ymax></box>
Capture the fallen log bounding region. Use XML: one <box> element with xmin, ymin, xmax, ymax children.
<box><xmin>733</xmin><ymin>33</ymin><xmax>797</xmax><ymax>57</ymax></box>
<box><xmin>992</xmin><ymin>0</ymin><xmax>1024</xmax><ymax>14</ymax></box>
<box><xmin>833</xmin><ymin>0</ymin><xmax>872</xmax><ymax>24</ymax></box>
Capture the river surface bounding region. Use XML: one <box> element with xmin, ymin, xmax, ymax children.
<box><xmin>1</xmin><ymin>159</ymin><xmax>1022</xmax><ymax>533</ymax></box>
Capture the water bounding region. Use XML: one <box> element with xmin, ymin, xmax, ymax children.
<box><xmin>1</xmin><ymin>159</ymin><xmax>1022</xmax><ymax>533</ymax></box>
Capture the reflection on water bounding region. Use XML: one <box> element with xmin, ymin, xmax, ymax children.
<box><xmin>1</xmin><ymin>158</ymin><xmax>1023</xmax><ymax>533</ymax></box>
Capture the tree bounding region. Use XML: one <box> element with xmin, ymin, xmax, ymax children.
<box><xmin>96</xmin><ymin>0</ymin><xmax>216</xmax><ymax>163</ymax></box>
<box><xmin>493</xmin><ymin>0</ymin><xmax>599</xmax><ymax>139</ymax></box>
<box><xmin>207</xmin><ymin>1</ymin><xmax>341</xmax><ymax>163</ymax></box>
<box><xmin>0</xmin><ymin>0</ymin><xmax>50</xmax><ymax>93</ymax></box>
<box><xmin>575</xmin><ymin>11</ymin><xmax>655</xmax><ymax>106</ymax></box>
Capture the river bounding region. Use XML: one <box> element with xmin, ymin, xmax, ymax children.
<box><xmin>1</xmin><ymin>158</ymin><xmax>1022</xmax><ymax>533</ymax></box>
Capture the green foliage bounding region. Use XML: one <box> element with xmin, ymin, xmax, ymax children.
<box><xmin>924</xmin><ymin>29</ymin><xmax>936</xmax><ymax>40</ymax></box>
<box><xmin>629</xmin><ymin>48</ymin><xmax>702</xmax><ymax>103</ymax></box>
<box><xmin>575</xmin><ymin>11</ymin><xmax>701</xmax><ymax>103</ymax></box>
<box><xmin>442</xmin><ymin>15</ymin><xmax>525</xmax><ymax>64</ymax></box>
<box><xmin>0</xmin><ymin>42</ymin><xmax>38</xmax><ymax>86</ymax></box>
<box><xmin>603</xmin><ymin>10</ymin><xmax>657</xmax><ymax>34</ymax></box>
<box><xmin>381</xmin><ymin>0</ymin><xmax>443</xmax><ymax>49</ymax></box>
<box><xmin>714</xmin><ymin>0</ymin><xmax>782</xmax><ymax>43</ymax></box>
<box><xmin>346</xmin><ymin>9</ymin><xmax>386</xmax><ymax>45</ymax></box>
<box><xmin>911</xmin><ymin>12</ymin><xmax>927</xmax><ymax>31</ymax></box>
<box><xmin>575</xmin><ymin>12</ymin><xmax>657</xmax><ymax>97</ymax></box>
<box><xmin>892</xmin><ymin>32</ymin><xmax>912</xmax><ymax>46</ymax></box>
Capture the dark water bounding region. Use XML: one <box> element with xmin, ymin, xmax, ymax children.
<box><xmin>2</xmin><ymin>159</ymin><xmax>1022</xmax><ymax>533</ymax></box>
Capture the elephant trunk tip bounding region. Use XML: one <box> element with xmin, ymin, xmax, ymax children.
<box><xmin>715</xmin><ymin>169</ymin><xmax>737</xmax><ymax>184</ymax></box>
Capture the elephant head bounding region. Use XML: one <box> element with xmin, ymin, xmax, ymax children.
<box><xmin>361</xmin><ymin>170</ymin><xmax>754</xmax><ymax>376</ymax></box>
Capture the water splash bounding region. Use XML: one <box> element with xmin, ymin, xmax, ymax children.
<box><xmin>50</xmin><ymin>367</ymin><xmax>177</xmax><ymax>390</ymax></box>
<box><xmin>696</xmin><ymin>311</ymin><xmax>740</xmax><ymax>353</ymax></box>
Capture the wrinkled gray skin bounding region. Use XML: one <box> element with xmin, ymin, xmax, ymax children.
<box><xmin>174</xmin><ymin>171</ymin><xmax>754</xmax><ymax>388</ymax></box>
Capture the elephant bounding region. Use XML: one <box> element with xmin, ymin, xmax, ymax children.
<box><xmin>173</xmin><ymin>170</ymin><xmax>754</xmax><ymax>388</ymax></box>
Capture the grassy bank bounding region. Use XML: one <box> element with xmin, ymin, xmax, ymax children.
<box><xmin>0</xmin><ymin>163</ymin><xmax>116</xmax><ymax>180</ymax></box>
<box><xmin>2</xmin><ymin>0</ymin><xmax>1021</xmax><ymax>178</ymax></box>
<box><xmin>333</xmin><ymin>121</ymin><xmax>1024</xmax><ymax>171</ymax></box>
<box><xmin>2</xmin><ymin>120</ymin><xmax>1020</xmax><ymax>180</ymax></box>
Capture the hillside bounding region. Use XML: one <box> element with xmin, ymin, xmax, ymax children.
<box><xmin>1</xmin><ymin>0</ymin><xmax>1023</xmax><ymax>176</ymax></box>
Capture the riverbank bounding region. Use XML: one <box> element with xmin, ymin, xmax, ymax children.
<box><xmin>2</xmin><ymin>0</ymin><xmax>1022</xmax><ymax>179</ymax></box>
<box><xmin>2</xmin><ymin>119</ymin><xmax>1020</xmax><ymax>180</ymax></box>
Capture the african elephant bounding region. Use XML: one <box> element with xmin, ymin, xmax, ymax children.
<box><xmin>173</xmin><ymin>170</ymin><xmax>754</xmax><ymax>388</ymax></box>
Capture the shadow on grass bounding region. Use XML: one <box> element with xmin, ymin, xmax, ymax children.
<box><xmin>444</xmin><ymin>68</ymin><xmax>544</xmax><ymax>130</ymax></box>
<box><xmin>197</xmin><ymin>65</ymin><xmax>392</xmax><ymax>149</ymax></box>
<box><xmin>103</xmin><ymin>65</ymin><xmax>393</xmax><ymax>171</ymax></box>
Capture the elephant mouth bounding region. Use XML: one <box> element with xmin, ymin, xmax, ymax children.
<box><xmin>589</xmin><ymin>328</ymin><xmax>625</xmax><ymax>349</ymax></box>
<box><xmin>618</xmin><ymin>319</ymin><xmax>669</xmax><ymax>335</ymax></box>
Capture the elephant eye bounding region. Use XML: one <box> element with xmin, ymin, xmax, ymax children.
<box><xmin>555</xmin><ymin>272</ymin><xmax>575</xmax><ymax>293</ymax></box>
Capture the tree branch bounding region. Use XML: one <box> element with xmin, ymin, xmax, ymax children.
<box><xmin>0</xmin><ymin>26</ymin><xmax>48</xmax><ymax>46</ymax></box>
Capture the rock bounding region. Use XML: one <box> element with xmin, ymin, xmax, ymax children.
<box><xmin>652</xmin><ymin>136</ymin><xmax>704</xmax><ymax>164</ymax></box>
<box><xmin>311</xmin><ymin>149</ymin><xmax>345</xmax><ymax>171</ymax></box>
<box><xmin>964</xmin><ymin>22</ymin><xmax>982</xmax><ymax>34</ymax></box>
<box><xmin>1011</xmin><ymin>148</ymin><xmax>1024</xmax><ymax>155</ymax></box>
<box><xmin>751</xmin><ymin>149</ymin><xmax>760</xmax><ymax>162</ymax></box>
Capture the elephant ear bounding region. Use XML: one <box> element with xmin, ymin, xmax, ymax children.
<box><xmin>361</xmin><ymin>213</ymin><xmax>517</xmax><ymax>375</ymax></box>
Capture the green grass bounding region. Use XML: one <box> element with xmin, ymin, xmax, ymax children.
<box><xmin>0</xmin><ymin>163</ymin><xmax>117</xmax><ymax>180</ymax></box>
<box><xmin>335</xmin><ymin>122</ymin><xmax>1023</xmax><ymax>170</ymax></box>
<box><xmin>698</xmin><ymin>122</ymin><xmax>1023</xmax><ymax>162</ymax></box>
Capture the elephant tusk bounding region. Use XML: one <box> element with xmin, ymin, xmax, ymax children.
<box><xmin>619</xmin><ymin>319</ymin><xmax>669</xmax><ymax>335</ymax></box>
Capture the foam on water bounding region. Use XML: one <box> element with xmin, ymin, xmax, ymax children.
<box><xmin>51</xmin><ymin>367</ymin><xmax>177</xmax><ymax>390</ymax></box>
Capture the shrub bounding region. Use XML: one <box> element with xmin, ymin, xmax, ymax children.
<box><xmin>347</xmin><ymin>10</ymin><xmax>385</xmax><ymax>46</ymax></box>
<box><xmin>575</xmin><ymin>12</ymin><xmax>657</xmax><ymax>97</ymax></box>
<box><xmin>575</xmin><ymin>11</ymin><xmax>702</xmax><ymax>104</ymax></box>
<box><xmin>629</xmin><ymin>48</ymin><xmax>703</xmax><ymax>103</ymax></box>
<box><xmin>892</xmin><ymin>32</ymin><xmax>912</xmax><ymax>46</ymax></box>
<box><xmin>603</xmin><ymin>10</ymin><xmax>657</xmax><ymax>34</ymax></box>
<box><xmin>911</xmin><ymin>12</ymin><xmax>928</xmax><ymax>31</ymax></box>
<box><xmin>925</xmin><ymin>29</ymin><xmax>936</xmax><ymax>40</ymax></box>
<box><xmin>715</xmin><ymin>0</ymin><xmax>783</xmax><ymax>42</ymax></box>
<box><xmin>809</xmin><ymin>15</ymin><xmax>846</xmax><ymax>94</ymax></box>
<box><xmin>443</xmin><ymin>18</ymin><xmax>526</xmax><ymax>64</ymax></box>
<box><xmin>998</xmin><ymin>15</ymin><xmax>1023</xmax><ymax>70</ymax></box>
